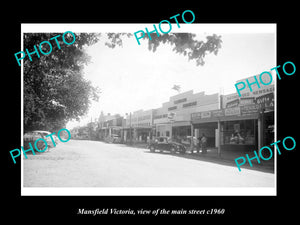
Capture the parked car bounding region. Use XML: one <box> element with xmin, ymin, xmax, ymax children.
<box><xmin>110</xmin><ymin>134</ymin><xmax>122</xmax><ymax>143</ymax></box>
<box><xmin>149</xmin><ymin>137</ymin><xmax>186</xmax><ymax>154</ymax></box>
<box><xmin>24</xmin><ymin>130</ymin><xmax>59</xmax><ymax>149</ymax></box>
<box><xmin>33</xmin><ymin>130</ymin><xmax>60</xmax><ymax>147</ymax></box>
<box><xmin>105</xmin><ymin>134</ymin><xmax>122</xmax><ymax>143</ymax></box>
<box><xmin>23</xmin><ymin>131</ymin><xmax>46</xmax><ymax>150</ymax></box>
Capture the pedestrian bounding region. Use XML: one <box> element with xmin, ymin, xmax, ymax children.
<box><xmin>192</xmin><ymin>136</ymin><xmax>198</xmax><ymax>154</ymax></box>
<box><xmin>200</xmin><ymin>133</ymin><xmax>207</xmax><ymax>155</ymax></box>
<box><xmin>197</xmin><ymin>136</ymin><xmax>201</xmax><ymax>154</ymax></box>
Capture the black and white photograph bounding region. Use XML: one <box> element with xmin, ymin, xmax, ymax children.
<box><xmin>4</xmin><ymin>3</ymin><xmax>299</xmax><ymax>221</ymax></box>
<box><xmin>20</xmin><ymin>24</ymin><xmax>276</xmax><ymax>195</ymax></box>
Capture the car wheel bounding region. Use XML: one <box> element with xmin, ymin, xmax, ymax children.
<box><xmin>170</xmin><ymin>147</ymin><xmax>176</xmax><ymax>154</ymax></box>
<box><xmin>150</xmin><ymin>146</ymin><xmax>155</xmax><ymax>152</ymax></box>
<box><xmin>37</xmin><ymin>141</ymin><xmax>46</xmax><ymax>152</ymax></box>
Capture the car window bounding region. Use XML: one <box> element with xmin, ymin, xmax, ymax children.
<box><xmin>24</xmin><ymin>132</ymin><xmax>41</xmax><ymax>139</ymax></box>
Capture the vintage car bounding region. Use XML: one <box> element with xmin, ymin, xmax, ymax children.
<box><xmin>32</xmin><ymin>130</ymin><xmax>59</xmax><ymax>147</ymax></box>
<box><xmin>23</xmin><ymin>131</ymin><xmax>46</xmax><ymax>150</ymax></box>
<box><xmin>23</xmin><ymin>130</ymin><xmax>59</xmax><ymax>150</ymax></box>
<box><xmin>105</xmin><ymin>134</ymin><xmax>122</xmax><ymax>143</ymax></box>
<box><xmin>148</xmin><ymin>137</ymin><xmax>186</xmax><ymax>154</ymax></box>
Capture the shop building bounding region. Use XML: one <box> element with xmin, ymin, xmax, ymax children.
<box><xmin>192</xmin><ymin>106</ymin><xmax>260</xmax><ymax>151</ymax></box>
<box><xmin>191</xmin><ymin>75</ymin><xmax>275</xmax><ymax>154</ymax></box>
<box><xmin>221</xmin><ymin>84</ymin><xmax>274</xmax><ymax>150</ymax></box>
<box><xmin>97</xmin><ymin>112</ymin><xmax>124</xmax><ymax>141</ymax></box>
<box><xmin>153</xmin><ymin>90</ymin><xmax>220</xmax><ymax>142</ymax></box>
<box><xmin>123</xmin><ymin>109</ymin><xmax>154</xmax><ymax>143</ymax></box>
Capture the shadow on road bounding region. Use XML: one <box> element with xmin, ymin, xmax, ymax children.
<box><xmin>143</xmin><ymin>149</ymin><xmax>275</xmax><ymax>174</ymax></box>
<box><xmin>82</xmin><ymin>140</ymin><xmax>275</xmax><ymax>174</ymax></box>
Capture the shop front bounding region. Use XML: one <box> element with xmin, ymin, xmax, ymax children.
<box><xmin>218</xmin><ymin>84</ymin><xmax>274</xmax><ymax>153</ymax></box>
<box><xmin>193</xmin><ymin>122</ymin><xmax>218</xmax><ymax>148</ymax></box>
<box><xmin>220</xmin><ymin>120</ymin><xmax>258</xmax><ymax>152</ymax></box>
<box><xmin>191</xmin><ymin>105</ymin><xmax>264</xmax><ymax>153</ymax></box>
<box><xmin>191</xmin><ymin>111</ymin><xmax>219</xmax><ymax>148</ymax></box>
<box><xmin>155</xmin><ymin>123</ymin><xmax>171</xmax><ymax>138</ymax></box>
<box><xmin>135</xmin><ymin>126</ymin><xmax>153</xmax><ymax>143</ymax></box>
<box><xmin>172</xmin><ymin>121</ymin><xmax>191</xmax><ymax>143</ymax></box>
<box><xmin>220</xmin><ymin>105</ymin><xmax>260</xmax><ymax>152</ymax></box>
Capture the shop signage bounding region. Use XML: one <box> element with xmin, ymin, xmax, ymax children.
<box><xmin>224</xmin><ymin>107</ymin><xmax>241</xmax><ymax>116</ymax></box>
<box><xmin>240</xmin><ymin>104</ymin><xmax>259</xmax><ymax>115</ymax></box>
<box><xmin>191</xmin><ymin>104</ymin><xmax>261</xmax><ymax>122</ymax></box>
<box><xmin>212</xmin><ymin>110</ymin><xmax>224</xmax><ymax>118</ymax></box>
<box><xmin>226</xmin><ymin>99</ymin><xmax>239</xmax><ymax>108</ymax></box>
<box><xmin>201</xmin><ymin>111</ymin><xmax>211</xmax><ymax>118</ymax></box>
<box><xmin>255</xmin><ymin>93</ymin><xmax>274</xmax><ymax>111</ymax></box>
<box><xmin>191</xmin><ymin>112</ymin><xmax>201</xmax><ymax>119</ymax></box>
<box><xmin>222</xmin><ymin>85</ymin><xmax>274</xmax><ymax>110</ymax></box>
<box><xmin>240</xmin><ymin>98</ymin><xmax>254</xmax><ymax>106</ymax></box>
<box><xmin>167</xmin><ymin>112</ymin><xmax>176</xmax><ymax>121</ymax></box>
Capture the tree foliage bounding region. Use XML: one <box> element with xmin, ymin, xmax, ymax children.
<box><xmin>105</xmin><ymin>32</ymin><xmax>222</xmax><ymax>66</ymax></box>
<box><xmin>23</xmin><ymin>33</ymin><xmax>100</xmax><ymax>132</ymax></box>
<box><xmin>151</xmin><ymin>33</ymin><xmax>222</xmax><ymax>66</ymax></box>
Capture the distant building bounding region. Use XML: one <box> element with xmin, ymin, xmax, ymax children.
<box><xmin>70</xmin><ymin>126</ymin><xmax>89</xmax><ymax>140</ymax></box>
<box><xmin>153</xmin><ymin>90</ymin><xmax>220</xmax><ymax>145</ymax></box>
<box><xmin>124</xmin><ymin>109</ymin><xmax>154</xmax><ymax>143</ymax></box>
<box><xmin>97</xmin><ymin>112</ymin><xmax>123</xmax><ymax>140</ymax></box>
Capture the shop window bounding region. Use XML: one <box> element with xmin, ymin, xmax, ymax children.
<box><xmin>182</xmin><ymin>101</ymin><xmax>197</xmax><ymax>108</ymax></box>
<box><xmin>221</xmin><ymin>120</ymin><xmax>256</xmax><ymax>145</ymax></box>
<box><xmin>174</xmin><ymin>98</ymin><xmax>187</xmax><ymax>104</ymax></box>
<box><xmin>168</xmin><ymin>106</ymin><xmax>177</xmax><ymax>111</ymax></box>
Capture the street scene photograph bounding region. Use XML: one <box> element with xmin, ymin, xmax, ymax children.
<box><xmin>21</xmin><ymin>24</ymin><xmax>276</xmax><ymax>195</ymax></box>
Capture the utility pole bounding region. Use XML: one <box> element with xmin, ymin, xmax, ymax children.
<box><xmin>125</xmin><ymin>112</ymin><xmax>132</xmax><ymax>145</ymax></box>
<box><xmin>168</xmin><ymin>112</ymin><xmax>176</xmax><ymax>140</ymax></box>
<box><xmin>88</xmin><ymin>116</ymin><xmax>92</xmax><ymax>140</ymax></box>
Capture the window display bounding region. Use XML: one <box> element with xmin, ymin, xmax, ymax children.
<box><xmin>221</xmin><ymin>120</ymin><xmax>256</xmax><ymax>145</ymax></box>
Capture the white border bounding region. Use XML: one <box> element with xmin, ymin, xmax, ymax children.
<box><xmin>21</xmin><ymin>23</ymin><xmax>277</xmax><ymax>196</ymax></box>
<box><xmin>22</xmin><ymin>187</ymin><xmax>276</xmax><ymax>196</ymax></box>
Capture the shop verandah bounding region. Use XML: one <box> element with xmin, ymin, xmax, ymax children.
<box><xmin>191</xmin><ymin>106</ymin><xmax>274</xmax><ymax>156</ymax></box>
<box><xmin>123</xmin><ymin>126</ymin><xmax>154</xmax><ymax>144</ymax></box>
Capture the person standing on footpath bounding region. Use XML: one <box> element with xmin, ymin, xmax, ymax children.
<box><xmin>201</xmin><ymin>133</ymin><xmax>207</xmax><ymax>155</ymax></box>
<box><xmin>192</xmin><ymin>136</ymin><xmax>198</xmax><ymax>154</ymax></box>
<box><xmin>197</xmin><ymin>136</ymin><xmax>201</xmax><ymax>154</ymax></box>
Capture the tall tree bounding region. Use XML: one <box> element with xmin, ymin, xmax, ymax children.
<box><xmin>23</xmin><ymin>32</ymin><xmax>100</xmax><ymax>132</ymax></box>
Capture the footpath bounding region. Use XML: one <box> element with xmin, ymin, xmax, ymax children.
<box><xmin>123</xmin><ymin>142</ymin><xmax>275</xmax><ymax>173</ymax></box>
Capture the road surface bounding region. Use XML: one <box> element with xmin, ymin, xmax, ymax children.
<box><xmin>23</xmin><ymin>140</ymin><xmax>274</xmax><ymax>187</ymax></box>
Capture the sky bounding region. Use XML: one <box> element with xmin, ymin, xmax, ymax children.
<box><xmin>65</xmin><ymin>24</ymin><xmax>276</xmax><ymax>129</ymax></box>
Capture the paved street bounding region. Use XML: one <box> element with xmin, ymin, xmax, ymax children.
<box><xmin>23</xmin><ymin>140</ymin><xmax>274</xmax><ymax>187</ymax></box>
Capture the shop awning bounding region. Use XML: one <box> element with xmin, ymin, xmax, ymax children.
<box><xmin>191</xmin><ymin>105</ymin><xmax>261</xmax><ymax>124</ymax></box>
<box><xmin>172</xmin><ymin>121</ymin><xmax>191</xmax><ymax>127</ymax></box>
